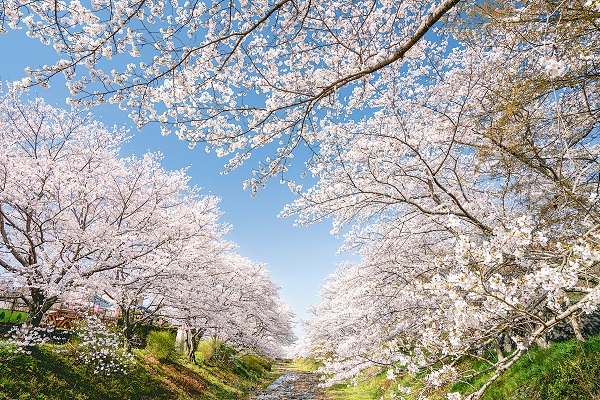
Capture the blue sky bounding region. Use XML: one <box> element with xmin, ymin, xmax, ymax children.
<box><xmin>0</xmin><ymin>29</ymin><xmax>351</xmax><ymax>339</ymax></box>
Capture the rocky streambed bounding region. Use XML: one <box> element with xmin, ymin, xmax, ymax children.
<box><xmin>250</xmin><ymin>362</ymin><xmax>330</xmax><ymax>400</ymax></box>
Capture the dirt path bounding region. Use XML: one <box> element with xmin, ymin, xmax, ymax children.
<box><xmin>250</xmin><ymin>361</ymin><xmax>331</xmax><ymax>400</ymax></box>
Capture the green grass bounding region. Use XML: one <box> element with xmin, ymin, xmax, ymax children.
<box><xmin>327</xmin><ymin>371</ymin><xmax>387</xmax><ymax>400</ymax></box>
<box><xmin>0</xmin><ymin>339</ymin><xmax>275</xmax><ymax>400</ymax></box>
<box><xmin>321</xmin><ymin>333</ymin><xmax>600</xmax><ymax>400</ymax></box>
<box><xmin>293</xmin><ymin>358</ymin><xmax>321</xmax><ymax>372</ymax></box>
<box><xmin>0</xmin><ymin>346</ymin><xmax>174</xmax><ymax>400</ymax></box>
<box><xmin>477</xmin><ymin>334</ymin><xmax>600</xmax><ymax>400</ymax></box>
<box><xmin>0</xmin><ymin>310</ymin><xmax>28</xmax><ymax>323</ymax></box>
<box><xmin>292</xmin><ymin>359</ymin><xmax>390</xmax><ymax>400</ymax></box>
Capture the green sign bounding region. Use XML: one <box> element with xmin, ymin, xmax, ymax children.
<box><xmin>9</xmin><ymin>312</ymin><xmax>27</xmax><ymax>323</ymax></box>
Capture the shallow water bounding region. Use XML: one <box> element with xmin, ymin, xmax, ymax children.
<box><xmin>251</xmin><ymin>364</ymin><xmax>328</xmax><ymax>400</ymax></box>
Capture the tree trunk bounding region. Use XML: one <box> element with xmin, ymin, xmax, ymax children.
<box><xmin>502</xmin><ymin>330</ymin><xmax>513</xmax><ymax>353</ymax></box>
<box><xmin>535</xmin><ymin>314</ymin><xmax>549</xmax><ymax>349</ymax></box>
<box><xmin>570</xmin><ymin>315</ymin><xmax>585</xmax><ymax>343</ymax></box>
<box><xmin>24</xmin><ymin>289</ymin><xmax>57</xmax><ymax>327</ymax></box>
<box><xmin>123</xmin><ymin>337</ymin><xmax>132</xmax><ymax>352</ymax></box>
<box><xmin>493</xmin><ymin>338</ymin><xmax>505</xmax><ymax>362</ymax></box>
<box><xmin>184</xmin><ymin>331</ymin><xmax>197</xmax><ymax>363</ymax></box>
<box><xmin>121</xmin><ymin>308</ymin><xmax>136</xmax><ymax>351</ymax></box>
<box><xmin>535</xmin><ymin>334</ymin><xmax>549</xmax><ymax>349</ymax></box>
<box><xmin>183</xmin><ymin>328</ymin><xmax>206</xmax><ymax>363</ymax></box>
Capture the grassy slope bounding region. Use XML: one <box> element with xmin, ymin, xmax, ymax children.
<box><xmin>0</xmin><ymin>341</ymin><xmax>276</xmax><ymax>400</ymax></box>
<box><xmin>323</xmin><ymin>333</ymin><xmax>600</xmax><ymax>400</ymax></box>
<box><xmin>327</xmin><ymin>374</ymin><xmax>387</xmax><ymax>400</ymax></box>
<box><xmin>475</xmin><ymin>334</ymin><xmax>600</xmax><ymax>400</ymax></box>
<box><xmin>293</xmin><ymin>359</ymin><xmax>392</xmax><ymax>400</ymax></box>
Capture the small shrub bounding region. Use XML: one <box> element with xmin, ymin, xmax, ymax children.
<box><xmin>196</xmin><ymin>339</ymin><xmax>215</xmax><ymax>362</ymax></box>
<box><xmin>242</xmin><ymin>354</ymin><xmax>271</xmax><ymax>373</ymax></box>
<box><xmin>540</xmin><ymin>349</ymin><xmax>600</xmax><ymax>399</ymax></box>
<box><xmin>211</xmin><ymin>341</ymin><xmax>236</xmax><ymax>364</ymax></box>
<box><xmin>146</xmin><ymin>330</ymin><xmax>176</xmax><ymax>361</ymax></box>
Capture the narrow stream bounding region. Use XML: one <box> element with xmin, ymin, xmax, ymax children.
<box><xmin>250</xmin><ymin>363</ymin><xmax>329</xmax><ymax>400</ymax></box>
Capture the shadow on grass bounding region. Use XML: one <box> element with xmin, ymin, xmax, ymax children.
<box><xmin>0</xmin><ymin>347</ymin><xmax>177</xmax><ymax>400</ymax></box>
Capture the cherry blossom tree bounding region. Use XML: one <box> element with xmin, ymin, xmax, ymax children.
<box><xmin>92</xmin><ymin>187</ymin><xmax>229</xmax><ymax>351</ymax></box>
<box><xmin>165</xmin><ymin>251</ymin><xmax>294</xmax><ymax>361</ymax></box>
<box><xmin>293</xmin><ymin>1</ymin><xmax>600</xmax><ymax>398</ymax></box>
<box><xmin>301</xmin><ymin>215</ymin><xmax>600</xmax><ymax>398</ymax></box>
<box><xmin>0</xmin><ymin>90</ymin><xmax>228</xmax><ymax>332</ymax></box>
<box><xmin>216</xmin><ymin>254</ymin><xmax>295</xmax><ymax>358</ymax></box>
<box><xmin>0</xmin><ymin>88</ymin><xmax>127</xmax><ymax>326</ymax></box>
<box><xmin>0</xmin><ymin>90</ymin><xmax>294</xmax><ymax>357</ymax></box>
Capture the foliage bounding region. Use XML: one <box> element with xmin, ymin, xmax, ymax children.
<box><xmin>1</xmin><ymin>325</ymin><xmax>55</xmax><ymax>354</ymax></box>
<box><xmin>0</xmin><ymin>343</ymin><xmax>174</xmax><ymax>400</ymax></box>
<box><xmin>145</xmin><ymin>330</ymin><xmax>176</xmax><ymax>361</ymax></box>
<box><xmin>327</xmin><ymin>370</ymin><xmax>387</xmax><ymax>400</ymax></box>
<box><xmin>231</xmin><ymin>354</ymin><xmax>272</xmax><ymax>381</ymax></box>
<box><xmin>210</xmin><ymin>339</ymin><xmax>238</xmax><ymax>364</ymax></box>
<box><xmin>69</xmin><ymin>316</ymin><xmax>134</xmax><ymax>375</ymax></box>
<box><xmin>195</xmin><ymin>339</ymin><xmax>216</xmax><ymax>361</ymax></box>
<box><xmin>131</xmin><ymin>324</ymin><xmax>176</xmax><ymax>349</ymax></box>
<box><xmin>478</xmin><ymin>335</ymin><xmax>600</xmax><ymax>400</ymax></box>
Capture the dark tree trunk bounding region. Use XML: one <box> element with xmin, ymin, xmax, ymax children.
<box><xmin>121</xmin><ymin>307</ymin><xmax>137</xmax><ymax>352</ymax></box>
<box><xmin>493</xmin><ymin>338</ymin><xmax>505</xmax><ymax>362</ymax></box>
<box><xmin>502</xmin><ymin>330</ymin><xmax>513</xmax><ymax>353</ymax></box>
<box><xmin>24</xmin><ymin>288</ymin><xmax>57</xmax><ymax>327</ymax></box>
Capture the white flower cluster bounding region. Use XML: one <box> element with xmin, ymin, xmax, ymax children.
<box><xmin>540</xmin><ymin>57</ymin><xmax>566</xmax><ymax>78</ymax></box>
<box><xmin>1</xmin><ymin>325</ymin><xmax>54</xmax><ymax>354</ymax></box>
<box><xmin>425</xmin><ymin>365</ymin><xmax>458</xmax><ymax>387</ymax></box>
<box><xmin>584</xmin><ymin>0</ymin><xmax>600</xmax><ymax>11</ymax></box>
<box><xmin>0</xmin><ymin>318</ymin><xmax>132</xmax><ymax>375</ymax></box>
<box><xmin>72</xmin><ymin>316</ymin><xmax>134</xmax><ymax>375</ymax></box>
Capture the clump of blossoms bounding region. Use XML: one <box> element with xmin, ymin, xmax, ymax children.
<box><xmin>71</xmin><ymin>316</ymin><xmax>134</xmax><ymax>375</ymax></box>
<box><xmin>304</xmin><ymin>215</ymin><xmax>600</xmax><ymax>399</ymax></box>
<box><xmin>539</xmin><ymin>57</ymin><xmax>567</xmax><ymax>78</ymax></box>
<box><xmin>1</xmin><ymin>324</ymin><xmax>55</xmax><ymax>354</ymax></box>
<box><xmin>0</xmin><ymin>317</ymin><xmax>133</xmax><ymax>375</ymax></box>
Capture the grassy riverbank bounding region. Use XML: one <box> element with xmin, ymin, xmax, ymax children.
<box><xmin>320</xmin><ymin>333</ymin><xmax>600</xmax><ymax>399</ymax></box>
<box><xmin>0</xmin><ymin>340</ymin><xmax>276</xmax><ymax>400</ymax></box>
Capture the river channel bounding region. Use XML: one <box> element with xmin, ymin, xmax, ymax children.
<box><xmin>250</xmin><ymin>362</ymin><xmax>330</xmax><ymax>400</ymax></box>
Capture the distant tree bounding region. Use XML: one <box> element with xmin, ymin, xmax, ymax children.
<box><xmin>0</xmin><ymin>90</ymin><xmax>294</xmax><ymax>355</ymax></box>
<box><xmin>165</xmin><ymin>251</ymin><xmax>294</xmax><ymax>362</ymax></box>
<box><xmin>91</xmin><ymin>177</ymin><xmax>228</xmax><ymax>351</ymax></box>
